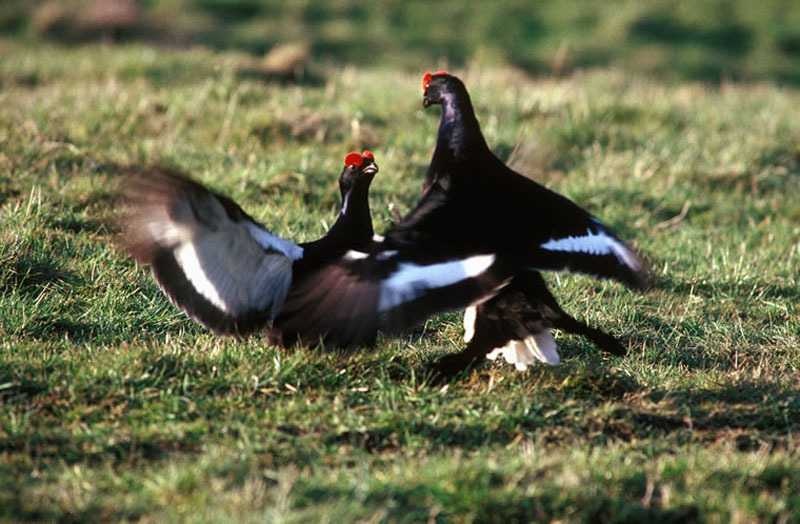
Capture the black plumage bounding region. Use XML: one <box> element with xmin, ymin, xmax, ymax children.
<box><xmin>399</xmin><ymin>72</ymin><xmax>648</xmax><ymax>287</ymax></box>
<box><xmin>116</xmin><ymin>154</ymin><xmax>513</xmax><ymax>348</ymax></box>
<box><xmin>117</xmin><ymin>154</ymin><xmax>381</xmax><ymax>339</ymax></box>
<box><xmin>416</xmin><ymin>71</ymin><xmax>649</xmax><ymax>375</ymax></box>
<box><xmin>117</xmin><ymin>73</ymin><xmax>649</xmax><ymax>360</ymax></box>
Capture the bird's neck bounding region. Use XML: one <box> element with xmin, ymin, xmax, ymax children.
<box><xmin>296</xmin><ymin>182</ymin><xmax>373</xmax><ymax>271</ymax></box>
<box><xmin>433</xmin><ymin>92</ymin><xmax>489</xmax><ymax>163</ymax></box>
<box><xmin>323</xmin><ymin>182</ymin><xmax>373</xmax><ymax>249</ymax></box>
<box><xmin>424</xmin><ymin>92</ymin><xmax>490</xmax><ymax>194</ymax></box>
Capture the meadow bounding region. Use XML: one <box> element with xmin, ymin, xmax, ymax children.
<box><xmin>1</xmin><ymin>7</ymin><xmax>800</xmax><ymax>521</ymax></box>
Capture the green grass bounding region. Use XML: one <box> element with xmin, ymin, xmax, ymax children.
<box><xmin>1</xmin><ymin>38</ymin><xmax>800</xmax><ymax>522</ymax></box>
<box><xmin>7</xmin><ymin>0</ymin><xmax>800</xmax><ymax>84</ymax></box>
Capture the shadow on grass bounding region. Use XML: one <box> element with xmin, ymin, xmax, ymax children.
<box><xmin>0</xmin><ymin>426</ymin><xmax>202</xmax><ymax>465</ymax></box>
<box><xmin>297</xmin><ymin>475</ymin><xmax>700</xmax><ymax>523</ymax></box>
<box><xmin>650</xmin><ymin>381</ymin><xmax>800</xmax><ymax>436</ymax></box>
<box><xmin>662</xmin><ymin>276</ymin><xmax>800</xmax><ymax>303</ymax></box>
<box><xmin>1</xmin><ymin>254</ymin><xmax>79</xmax><ymax>297</ymax></box>
<box><xmin>322</xmin><ymin>377</ymin><xmax>798</xmax><ymax>455</ymax></box>
<box><xmin>0</xmin><ymin>491</ymin><xmax>138</xmax><ymax>524</ymax></box>
<box><xmin>9</xmin><ymin>307</ymin><xmax>202</xmax><ymax>347</ymax></box>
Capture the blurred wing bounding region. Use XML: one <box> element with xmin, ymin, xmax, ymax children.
<box><xmin>274</xmin><ymin>250</ymin><xmax>511</xmax><ymax>347</ymax></box>
<box><xmin>117</xmin><ymin>167</ymin><xmax>302</xmax><ymax>335</ymax></box>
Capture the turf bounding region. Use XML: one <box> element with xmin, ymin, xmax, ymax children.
<box><xmin>9</xmin><ymin>0</ymin><xmax>800</xmax><ymax>85</ymax></box>
<box><xmin>1</xmin><ymin>39</ymin><xmax>799</xmax><ymax>522</ymax></box>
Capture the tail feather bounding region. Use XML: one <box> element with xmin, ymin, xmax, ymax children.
<box><xmin>486</xmin><ymin>329</ymin><xmax>560</xmax><ymax>371</ymax></box>
<box><xmin>526</xmin><ymin>331</ymin><xmax>560</xmax><ymax>365</ymax></box>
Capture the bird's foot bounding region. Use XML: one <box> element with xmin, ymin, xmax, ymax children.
<box><xmin>429</xmin><ymin>352</ymin><xmax>483</xmax><ymax>383</ymax></box>
<box><xmin>590</xmin><ymin>330</ymin><xmax>627</xmax><ymax>356</ymax></box>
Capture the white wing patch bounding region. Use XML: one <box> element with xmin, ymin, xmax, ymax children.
<box><xmin>170</xmin><ymin>219</ymin><xmax>295</xmax><ymax>317</ymax></box>
<box><xmin>121</xmin><ymin>169</ymin><xmax>300</xmax><ymax>332</ymax></box>
<box><xmin>486</xmin><ymin>330</ymin><xmax>560</xmax><ymax>371</ymax></box>
<box><xmin>343</xmin><ymin>250</ymin><xmax>369</xmax><ymax>261</ymax></box>
<box><xmin>174</xmin><ymin>243</ymin><xmax>229</xmax><ymax>312</ymax></box>
<box><xmin>378</xmin><ymin>254</ymin><xmax>496</xmax><ymax>311</ymax></box>
<box><xmin>540</xmin><ymin>228</ymin><xmax>641</xmax><ymax>271</ymax></box>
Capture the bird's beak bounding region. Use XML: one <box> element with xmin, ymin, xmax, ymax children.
<box><xmin>422</xmin><ymin>92</ymin><xmax>431</xmax><ymax>108</ymax></box>
<box><xmin>363</xmin><ymin>163</ymin><xmax>379</xmax><ymax>176</ymax></box>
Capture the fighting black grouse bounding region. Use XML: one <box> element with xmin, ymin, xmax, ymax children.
<box><xmin>117</xmin><ymin>151</ymin><xmax>510</xmax><ymax>347</ymax></box>
<box><xmin>416</xmin><ymin>71</ymin><xmax>648</xmax><ymax>374</ymax></box>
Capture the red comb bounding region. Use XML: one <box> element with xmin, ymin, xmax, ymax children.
<box><xmin>344</xmin><ymin>152</ymin><xmax>363</xmax><ymax>167</ymax></box>
<box><xmin>361</xmin><ymin>149</ymin><xmax>374</xmax><ymax>161</ymax></box>
<box><xmin>422</xmin><ymin>70</ymin><xmax>449</xmax><ymax>91</ymax></box>
<box><xmin>422</xmin><ymin>71</ymin><xmax>432</xmax><ymax>91</ymax></box>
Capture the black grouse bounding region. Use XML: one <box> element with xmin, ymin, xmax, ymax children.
<box><xmin>119</xmin><ymin>151</ymin><xmax>378</xmax><ymax>338</ymax></box>
<box><xmin>118</xmin><ymin>70</ymin><xmax>647</xmax><ymax>357</ymax></box>
<box><xmin>415</xmin><ymin>71</ymin><xmax>648</xmax><ymax>374</ymax></box>
<box><xmin>117</xmin><ymin>151</ymin><xmax>510</xmax><ymax>347</ymax></box>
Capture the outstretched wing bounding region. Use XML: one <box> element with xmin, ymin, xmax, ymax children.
<box><xmin>116</xmin><ymin>168</ymin><xmax>512</xmax><ymax>346</ymax></box>
<box><xmin>273</xmin><ymin>250</ymin><xmax>512</xmax><ymax>347</ymax></box>
<box><xmin>532</xmin><ymin>216</ymin><xmax>649</xmax><ymax>289</ymax></box>
<box><xmin>385</xmin><ymin>157</ymin><xmax>650</xmax><ymax>289</ymax></box>
<box><xmin>117</xmin><ymin>167</ymin><xmax>303</xmax><ymax>335</ymax></box>
<box><xmin>503</xmin><ymin>161</ymin><xmax>650</xmax><ymax>289</ymax></box>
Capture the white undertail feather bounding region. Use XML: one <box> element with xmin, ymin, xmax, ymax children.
<box><xmin>462</xmin><ymin>306</ymin><xmax>477</xmax><ymax>343</ymax></box>
<box><xmin>527</xmin><ymin>332</ymin><xmax>560</xmax><ymax>365</ymax></box>
<box><xmin>486</xmin><ymin>330</ymin><xmax>560</xmax><ymax>371</ymax></box>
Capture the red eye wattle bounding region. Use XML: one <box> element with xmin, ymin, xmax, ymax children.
<box><xmin>344</xmin><ymin>152</ymin><xmax>363</xmax><ymax>167</ymax></box>
<box><xmin>422</xmin><ymin>71</ymin><xmax>433</xmax><ymax>91</ymax></box>
<box><xmin>422</xmin><ymin>70</ymin><xmax>449</xmax><ymax>91</ymax></box>
<box><xmin>361</xmin><ymin>150</ymin><xmax>374</xmax><ymax>161</ymax></box>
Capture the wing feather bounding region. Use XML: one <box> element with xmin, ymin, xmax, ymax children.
<box><xmin>117</xmin><ymin>167</ymin><xmax>298</xmax><ymax>335</ymax></box>
<box><xmin>273</xmin><ymin>251</ymin><xmax>512</xmax><ymax>347</ymax></box>
<box><xmin>386</xmin><ymin>162</ymin><xmax>650</xmax><ymax>289</ymax></box>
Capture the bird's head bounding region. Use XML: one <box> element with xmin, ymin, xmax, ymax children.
<box><xmin>339</xmin><ymin>150</ymin><xmax>378</xmax><ymax>197</ymax></box>
<box><xmin>422</xmin><ymin>70</ymin><xmax>465</xmax><ymax>108</ymax></box>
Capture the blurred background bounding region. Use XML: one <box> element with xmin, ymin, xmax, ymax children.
<box><xmin>3</xmin><ymin>0</ymin><xmax>800</xmax><ymax>84</ymax></box>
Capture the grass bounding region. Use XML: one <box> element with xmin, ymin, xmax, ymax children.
<box><xmin>1</xmin><ymin>37</ymin><xmax>799</xmax><ymax>522</ymax></box>
<box><xmin>7</xmin><ymin>0</ymin><xmax>800</xmax><ymax>84</ymax></box>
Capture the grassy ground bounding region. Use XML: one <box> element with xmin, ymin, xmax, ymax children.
<box><xmin>6</xmin><ymin>0</ymin><xmax>800</xmax><ymax>84</ymax></box>
<box><xmin>1</xmin><ymin>39</ymin><xmax>800</xmax><ymax>522</ymax></box>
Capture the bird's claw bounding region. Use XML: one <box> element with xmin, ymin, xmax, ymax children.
<box><xmin>429</xmin><ymin>352</ymin><xmax>483</xmax><ymax>383</ymax></box>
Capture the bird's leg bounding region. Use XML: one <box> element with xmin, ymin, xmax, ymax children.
<box><xmin>433</xmin><ymin>320</ymin><xmax>502</xmax><ymax>379</ymax></box>
<box><xmin>516</xmin><ymin>271</ymin><xmax>627</xmax><ymax>356</ymax></box>
<box><xmin>549</xmin><ymin>314</ymin><xmax>626</xmax><ymax>356</ymax></box>
<box><xmin>430</xmin><ymin>309</ymin><xmax>503</xmax><ymax>380</ymax></box>
<box><xmin>430</xmin><ymin>338</ymin><xmax>491</xmax><ymax>380</ymax></box>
